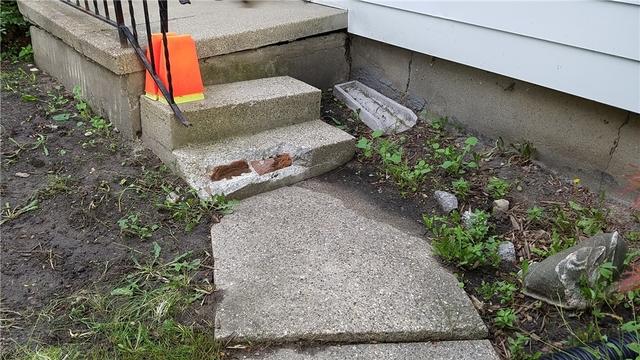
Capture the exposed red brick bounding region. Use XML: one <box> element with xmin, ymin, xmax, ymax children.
<box><xmin>210</xmin><ymin>160</ymin><xmax>250</xmax><ymax>181</ymax></box>
<box><xmin>250</xmin><ymin>154</ymin><xmax>293</xmax><ymax>175</ymax></box>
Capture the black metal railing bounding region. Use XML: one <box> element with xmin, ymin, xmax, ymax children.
<box><xmin>59</xmin><ymin>0</ymin><xmax>191</xmax><ymax>126</ymax></box>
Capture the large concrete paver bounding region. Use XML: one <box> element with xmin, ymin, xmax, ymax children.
<box><xmin>211</xmin><ymin>186</ymin><xmax>487</xmax><ymax>344</ymax></box>
<box><xmin>237</xmin><ymin>340</ymin><xmax>499</xmax><ymax>360</ymax></box>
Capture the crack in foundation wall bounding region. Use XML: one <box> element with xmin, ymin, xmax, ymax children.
<box><xmin>403</xmin><ymin>52</ymin><xmax>414</xmax><ymax>103</ymax></box>
<box><xmin>599</xmin><ymin>111</ymin><xmax>631</xmax><ymax>191</ymax></box>
<box><xmin>345</xmin><ymin>34</ymin><xmax>353</xmax><ymax>78</ymax></box>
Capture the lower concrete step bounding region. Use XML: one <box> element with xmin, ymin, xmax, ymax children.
<box><xmin>141</xmin><ymin>76</ymin><xmax>320</xmax><ymax>156</ymax></box>
<box><xmin>171</xmin><ymin>120</ymin><xmax>354</xmax><ymax>199</ymax></box>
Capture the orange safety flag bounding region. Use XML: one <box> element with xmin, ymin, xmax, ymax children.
<box><xmin>144</xmin><ymin>32</ymin><xmax>175</xmax><ymax>100</ymax></box>
<box><xmin>145</xmin><ymin>33</ymin><xmax>204</xmax><ymax>104</ymax></box>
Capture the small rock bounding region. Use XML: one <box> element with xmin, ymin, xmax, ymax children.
<box><xmin>523</xmin><ymin>232</ymin><xmax>627</xmax><ymax>309</ymax></box>
<box><xmin>498</xmin><ymin>241</ymin><xmax>516</xmax><ymax>263</ymax></box>
<box><xmin>434</xmin><ymin>191</ymin><xmax>458</xmax><ymax>213</ymax></box>
<box><xmin>165</xmin><ymin>192</ymin><xmax>180</xmax><ymax>204</ymax></box>
<box><xmin>492</xmin><ymin>199</ymin><xmax>510</xmax><ymax>214</ymax></box>
<box><xmin>462</xmin><ymin>210</ymin><xmax>474</xmax><ymax>228</ymax></box>
<box><xmin>29</xmin><ymin>67</ymin><xmax>39</xmax><ymax>72</ymax></box>
<box><xmin>15</xmin><ymin>172</ymin><xmax>30</xmax><ymax>178</ymax></box>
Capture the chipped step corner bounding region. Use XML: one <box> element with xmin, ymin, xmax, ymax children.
<box><xmin>203</xmin><ymin>150</ymin><xmax>310</xmax><ymax>198</ymax></box>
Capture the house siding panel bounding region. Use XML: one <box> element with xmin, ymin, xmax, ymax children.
<box><xmin>313</xmin><ymin>0</ymin><xmax>640</xmax><ymax>112</ymax></box>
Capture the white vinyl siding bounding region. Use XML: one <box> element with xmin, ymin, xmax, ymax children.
<box><xmin>314</xmin><ymin>0</ymin><xmax>640</xmax><ymax>113</ymax></box>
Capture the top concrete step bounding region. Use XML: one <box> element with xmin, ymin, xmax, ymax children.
<box><xmin>18</xmin><ymin>0</ymin><xmax>347</xmax><ymax>75</ymax></box>
<box><xmin>141</xmin><ymin>76</ymin><xmax>320</xmax><ymax>153</ymax></box>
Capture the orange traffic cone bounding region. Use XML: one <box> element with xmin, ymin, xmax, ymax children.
<box><xmin>144</xmin><ymin>32</ymin><xmax>175</xmax><ymax>100</ymax></box>
<box><xmin>157</xmin><ymin>34</ymin><xmax>204</xmax><ymax>104</ymax></box>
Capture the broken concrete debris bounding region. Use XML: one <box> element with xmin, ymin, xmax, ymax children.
<box><xmin>523</xmin><ymin>232</ymin><xmax>627</xmax><ymax>309</ymax></box>
<box><xmin>333</xmin><ymin>80</ymin><xmax>417</xmax><ymax>134</ymax></box>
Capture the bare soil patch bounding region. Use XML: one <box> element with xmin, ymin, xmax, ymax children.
<box><xmin>1</xmin><ymin>61</ymin><xmax>223</xmax><ymax>357</ymax></box>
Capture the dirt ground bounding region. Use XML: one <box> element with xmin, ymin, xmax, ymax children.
<box><xmin>0</xmin><ymin>61</ymin><xmax>221</xmax><ymax>353</ymax></box>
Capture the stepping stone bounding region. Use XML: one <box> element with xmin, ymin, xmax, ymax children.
<box><xmin>237</xmin><ymin>340</ymin><xmax>499</xmax><ymax>359</ymax></box>
<box><xmin>212</xmin><ymin>186</ymin><xmax>487</xmax><ymax>344</ymax></box>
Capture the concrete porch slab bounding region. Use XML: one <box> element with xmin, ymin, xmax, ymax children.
<box><xmin>211</xmin><ymin>186</ymin><xmax>487</xmax><ymax>345</ymax></box>
<box><xmin>236</xmin><ymin>340</ymin><xmax>500</xmax><ymax>359</ymax></box>
<box><xmin>18</xmin><ymin>0</ymin><xmax>347</xmax><ymax>75</ymax></box>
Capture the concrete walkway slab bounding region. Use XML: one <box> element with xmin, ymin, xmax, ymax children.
<box><xmin>212</xmin><ymin>186</ymin><xmax>487</xmax><ymax>344</ymax></box>
<box><xmin>18</xmin><ymin>0</ymin><xmax>346</xmax><ymax>74</ymax></box>
<box><xmin>237</xmin><ymin>340</ymin><xmax>499</xmax><ymax>359</ymax></box>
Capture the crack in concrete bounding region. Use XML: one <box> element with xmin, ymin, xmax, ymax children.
<box><xmin>599</xmin><ymin>111</ymin><xmax>631</xmax><ymax>190</ymax></box>
<box><xmin>344</xmin><ymin>34</ymin><xmax>353</xmax><ymax>78</ymax></box>
<box><xmin>403</xmin><ymin>52</ymin><xmax>414</xmax><ymax>103</ymax></box>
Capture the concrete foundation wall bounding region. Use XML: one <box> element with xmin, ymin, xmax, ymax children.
<box><xmin>350</xmin><ymin>35</ymin><xmax>640</xmax><ymax>199</ymax></box>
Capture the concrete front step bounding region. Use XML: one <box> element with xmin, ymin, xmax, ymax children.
<box><xmin>211</xmin><ymin>186</ymin><xmax>488</xmax><ymax>345</ymax></box>
<box><xmin>171</xmin><ymin>120</ymin><xmax>354</xmax><ymax>199</ymax></box>
<box><xmin>141</xmin><ymin>76</ymin><xmax>320</xmax><ymax>155</ymax></box>
<box><xmin>236</xmin><ymin>340</ymin><xmax>500</xmax><ymax>359</ymax></box>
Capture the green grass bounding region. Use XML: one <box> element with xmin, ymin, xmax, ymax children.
<box><xmin>157</xmin><ymin>188</ymin><xmax>236</xmax><ymax>232</ymax></box>
<box><xmin>526</xmin><ymin>206</ymin><xmax>544</xmax><ymax>223</ymax></box>
<box><xmin>38</xmin><ymin>175</ymin><xmax>73</xmax><ymax>199</ymax></box>
<box><xmin>117</xmin><ymin>213</ymin><xmax>159</xmax><ymax>239</ymax></box>
<box><xmin>432</xmin><ymin>136</ymin><xmax>480</xmax><ymax>175</ymax></box>
<box><xmin>485</xmin><ymin>176</ymin><xmax>510</xmax><ymax>199</ymax></box>
<box><xmin>451</xmin><ymin>178</ymin><xmax>470</xmax><ymax>198</ymax></box>
<box><xmin>8</xmin><ymin>245</ymin><xmax>220</xmax><ymax>360</ymax></box>
<box><xmin>478</xmin><ymin>280</ymin><xmax>518</xmax><ymax>304</ymax></box>
<box><xmin>356</xmin><ymin>130</ymin><xmax>435</xmax><ymax>192</ymax></box>
<box><xmin>0</xmin><ymin>198</ymin><xmax>39</xmax><ymax>225</ymax></box>
<box><xmin>423</xmin><ymin>210</ymin><xmax>500</xmax><ymax>269</ymax></box>
<box><xmin>494</xmin><ymin>308</ymin><xmax>517</xmax><ymax>329</ymax></box>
